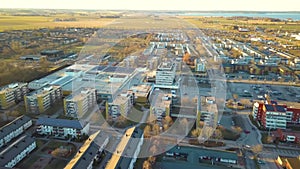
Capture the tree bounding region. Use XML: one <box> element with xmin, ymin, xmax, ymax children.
<box><xmin>144</xmin><ymin>125</ymin><xmax>151</xmax><ymax>138</ymax></box>
<box><xmin>143</xmin><ymin>160</ymin><xmax>152</xmax><ymax>169</ymax></box>
<box><xmin>152</xmin><ymin>124</ymin><xmax>160</xmax><ymax>135</ymax></box>
<box><xmin>164</xmin><ymin>116</ymin><xmax>173</xmax><ymax>126</ymax></box>
<box><xmin>213</xmin><ymin>129</ymin><xmax>223</xmax><ymax>143</ymax></box>
<box><xmin>191</xmin><ymin>128</ymin><xmax>202</xmax><ymax>137</ymax></box>
<box><xmin>251</xmin><ymin>144</ymin><xmax>263</xmax><ymax>155</ymax></box>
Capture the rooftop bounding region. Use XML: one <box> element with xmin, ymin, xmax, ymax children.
<box><xmin>0</xmin><ymin>115</ymin><xmax>31</xmax><ymax>140</ymax></box>
<box><xmin>0</xmin><ymin>83</ymin><xmax>27</xmax><ymax>94</ymax></box>
<box><xmin>36</xmin><ymin>117</ymin><xmax>87</xmax><ymax>129</ymax></box>
<box><xmin>0</xmin><ymin>135</ymin><xmax>35</xmax><ymax>167</ymax></box>
<box><xmin>265</xmin><ymin>104</ymin><xmax>286</xmax><ymax>112</ymax></box>
<box><xmin>157</xmin><ymin>62</ymin><xmax>175</xmax><ymax>71</ymax></box>
<box><xmin>65</xmin><ymin>131</ymin><xmax>101</xmax><ymax>169</ymax></box>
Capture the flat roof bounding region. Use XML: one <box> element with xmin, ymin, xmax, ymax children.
<box><xmin>0</xmin><ymin>82</ymin><xmax>27</xmax><ymax>94</ymax></box>
<box><xmin>265</xmin><ymin>104</ymin><xmax>286</xmax><ymax>112</ymax></box>
<box><xmin>26</xmin><ymin>85</ymin><xmax>60</xmax><ymax>97</ymax></box>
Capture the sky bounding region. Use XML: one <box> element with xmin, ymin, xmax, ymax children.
<box><xmin>1</xmin><ymin>0</ymin><xmax>300</xmax><ymax>11</ymax></box>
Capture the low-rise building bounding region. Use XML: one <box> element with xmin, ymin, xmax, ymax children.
<box><xmin>104</xmin><ymin>127</ymin><xmax>143</xmax><ymax>169</ymax></box>
<box><xmin>36</xmin><ymin>117</ymin><xmax>89</xmax><ymax>138</ymax></box>
<box><xmin>0</xmin><ymin>83</ymin><xmax>28</xmax><ymax>109</ymax></box>
<box><xmin>130</xmin><ymin>83</ymin><xmax>153</xmax><ymax>103</ymax></box>
<box><xmin>252</xmin><ymin>102</ymin><xmax>300</xmax><ymax>129</ymax></box>
<box><xmin>64</xmin><ymin>88</ymin><xmax>97</xmax><ymax>118</ymax></box>
<box><xmin>0</xmin><ymin>115</ymin><xmax>32</xmax><ymax>148</ymax></box>
<box><xmin>0</xmin><ymin>135</ymin><xmax>36</xmax><ymax>168</ymax></box>
<box><xmin>194</xmin><ymin>58</ymin><xmax>206</xmax><ymax>72</ymax></box>
<box><xmin>24</xmin><ymin>85</ymin><xmax>62</xmax><ymax>113</ymax></box>
<box><xmin>64</xmin><ymin>131</ymin><xmax>109</xmax><ymax>169</ymax></box>
<box><xmin>199</xmin><ymin>96</ymin><xmax>218</xmax><ymax>127</ymax></box>
<box><xmin>150</xmin><ymin>92</ymin><xmax>172</xmax><ymax>120</ymax></box>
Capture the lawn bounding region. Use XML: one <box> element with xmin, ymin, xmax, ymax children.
<box><xmin>44</xmin><ymin>158</ymin><xmax>69</xmax><ymax>169</ymax></box>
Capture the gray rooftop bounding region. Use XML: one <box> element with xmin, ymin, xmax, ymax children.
<box><xmin>0</xmin><ymin>135</ymin><xmax>35</xmax><ymax>167</ymax></box>
<box><xmin>36</xmin><ymin>117</ymin><xmax>87</xmax><ymax>129</ymax></box>
<box><xmin>0</xmin><ymin>115</ymin><xmax>31</xmax><ymax>141</ymax></box>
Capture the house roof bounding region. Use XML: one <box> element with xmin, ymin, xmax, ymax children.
<box><xmin>65</xmin><ymin>131</ymin><xmax>110</xmax><ymax>169</ymax></box>
<box><xmin>0</xmin><ymin>135</ymin><xmax>35</xmax><ymax>167</ymax></box>
<box><xmin>36</xmin><ymin>117</ymin><xmax>87</xmax><ymax>129</ymax></box>
<box><xmin>0</xmin><ymin>115</ymin><xmax>31</xmax><ymax>140</ymax></box>
<box><xmin>265</xmin><ymin>104</ymin><xmax>286</xmax><ymax>112</ymax></box>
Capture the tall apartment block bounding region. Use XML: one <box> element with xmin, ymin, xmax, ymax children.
<box><xmin>24</xmin><ymin>85</ymin><xmax>62</xmax><ymax>113</ymax></box>
<box><xmin>0</xmin><ymin>83</ymin><xmax>28</xmax><ymax>109</ymax></box>
<box><xmin>64</xmin><ymin>88</ymin><xmax>97</xmax><ymax>118</ymax></box>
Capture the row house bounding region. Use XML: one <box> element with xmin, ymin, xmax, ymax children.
<box><xmin>0</xmin><ymin>115</ymin><xmax>32</xmax><ymax>148</ymax></box>
<box><xmin>36</xmin><ymin>117</ymin><xmax>89</xmax><ymax>138</ymax></box>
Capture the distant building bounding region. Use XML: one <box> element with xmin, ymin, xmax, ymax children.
<box><xmin>104</xmin><ymin>127</ymin><xmax>143</xmax><ymax>169</ymax></box>
<box><xmin>0</xmin><ymin>115</ymin><xmax>32</xmax><ymax>148</ymax></box>
<box><xmin>64</xmin><ymin>88</ymin><xmax>97</xmax><ymax>118</ymax></box>
<box><xmin>252</xmin><ymin>102</ymin><xmax>300</xmax><ymax>129</ymax></box>
<box><xmin>194</xmin><ymin>58</ymin><xmax>206</xmax><ymax>72</ymax></box>
<box><xmin>40</xmin><ymin>49</ymin><xmax>64</xmax><ymax>61</ymax></box>
<box><xmin>36</xmin><ymin>117</ymin><xmax>89</xmax><ymax>138</ymax></box>
<box><xmin>105</xmin><ymin>92</ymin><xmax>134</xmax><ymax>120</ymax></box>
<box><xmin>64</xmin><ymin>131</ymin><xmax>109</xmax><ymax>169</ymax></box>
<box><xmin>123</xmin><ymin>56</ymin><xmax>138</xmax><ymax>68</ymax></box>
<box><xmin>146</xmin><ymin>57</ymin><xmax>160</xmax><ymax>70</ymax></box>
<box><xmin>155</xmin><ymin>62</ymin><xmax>176</xmax><ymax>88</ymax></box>
<box><xmin>130</xmin><ymin>83</ymin><xmax>153</xmax><ymax>103</ymax></box>
<box><xmin>24</xmin><ymin>85</ymin><xmax>62</xmax><ymax>113</ymax></box>
<box><xmin>0</xmin><ymin>83</ymin><xmax>28</xmax><ymax>109</ymax></box>
<box><xmin>0</xmin><ymin>135</ymin><xmax>36</xmax><ymax>168</ymax></box>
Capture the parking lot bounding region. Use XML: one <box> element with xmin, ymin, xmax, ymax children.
<box><xmin>227</xmin><ymin>82</ymin><xmax>300</xmax><ymax>103</ymax></box>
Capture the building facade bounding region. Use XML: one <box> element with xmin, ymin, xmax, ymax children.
<box><xmin>0</xmin><ymin>83</ymin><xmax>28</xmax><ymax>109</ymax></box>
<box><xmin>24</xmin><ymin>85</ymin><xmax>62</xmax><ymax>113</ymax></box>
<box><xmin>252</xmin><ymin>102</ymin><xmax>300</xmax><ymax>129</ymax></box>
<box><xmin>0</xmin><ymin>115</ymin><xmax>32</xmax><ymax>148</ymax></box>
<box><xmin>64</xmin><ymin>88</ymin><xmax>97</xmax><ymax>118</ymax></box>
<box><xmin>155</xmin><ymin>62</ymin><xmax>176</xmax><ymax>87</ymax></box>
<box><xmin>36</xmin><ymin>117</ymin><xmax>89</xmax><ymax>138</ymax></box>
<box><xmin>106</xmin><ymin>92</ymin><xmax>134</xmax><ymax>120</ymax></box>
<box><xmin>0</xmin><ymin>135</ymin><xmax>36</xmax><ymax>168</ymax></box>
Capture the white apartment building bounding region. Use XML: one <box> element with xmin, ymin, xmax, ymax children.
<box><xmin>36</xmin><ymin>117</ymin><xmax>89</xmax><ymax>138</ymax></box>
<box><xmin>155</xmin><ymin>62</ymin><xmax>176</xmax><ymax>87</ymax></box>
<box><xmin>64</xmin><ymin>88</ymin><xmax>97</xmax><ymax>118</ymax></box>
<box><xmin>0</xmin><ymin>83</ymin><xmax>28</xmax><ymax>109</ymax></box>
<box><xmin>200</xmin><ymin>96</ymin><xmax>218</xmax><ymax>127</ymax></box>
<box><xmin>194</xmin><ymin>59</ymin><xmax>206</xmax><ymax>72</ymax></box>
<box><xmin>0</xmin><ymin>115</ymin><xmax>32</xmax><ymax>148</ymax></box>
<box><xmin>0</xmin><ymin>135</ymin><xmax>36</xmax><ymax>168</ymax></box>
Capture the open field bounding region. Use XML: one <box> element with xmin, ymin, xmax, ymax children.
<box><xmin>0</xmin><ymin>15</ymin><xmax>114</xmax><ymax>31</ymax></box>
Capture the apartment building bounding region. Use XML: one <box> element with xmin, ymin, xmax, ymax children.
<box><xmin>36</xmin><ymin>117</ymin><xmax>89</xmax><ymax>138</ymax></box>
<box><xmin>0</xmin><ymin>83</ymin><xmax>28</xmax><ymax>109</ymax></box>
<box><xmin>24</xmin><ymin>85</ymin><xmax>62</xmax><ymax>113</ymax></box>
<box><xmin>199</xmin><ymin>96</ymin><xmax>218</xmax><ymax>126</ymax></box>
<box><xmin>64</xmin><ymin>131</ymin><xmax>109</xmax><ymax>169</ymax></box>
<box><xmin>150</xmin><ymin>92</ymin><xmax>172</xmax><ymax>122</ymax></box>
<box><xmin>64</xmin><ymin>88</ymin><xmax>97</xmax><ymax>118</ymax></box>
<box><xmin>155</xmin><ymin>62</ymin><xmax>176</xmax><ymax>87</ymax></box>
<box><xmin>105</xmin><ymin>92</ymin><xmax>134</xmax><ymax>119</ymax></box>
<box><xmin>194</xmin><ymin>58</ymin><xmax>206</xmax><ymax>72</ymax></box>
<box><xmin>0</xmin><ymin>115</ymin><xmax>32</xmax><ymax>148</ymax></box>
<box><xmin>0</xmin><ymin>135</ymin><xmax>36</xmax><ymax>168</ymax></box>
<box><xmin>252</xmin><ymin>102</ymin><xmax>300</xmax><ymax>129</ymax></box>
